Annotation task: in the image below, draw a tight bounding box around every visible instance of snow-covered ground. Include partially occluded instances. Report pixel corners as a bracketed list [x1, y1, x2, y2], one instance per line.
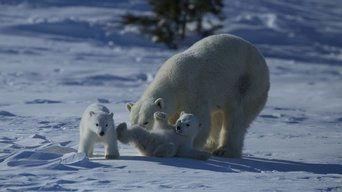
[0, 0, 341, 191]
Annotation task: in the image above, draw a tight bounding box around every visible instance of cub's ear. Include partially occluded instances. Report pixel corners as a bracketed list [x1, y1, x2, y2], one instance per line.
[89, 111, 95, 116]
[154, 111, 167, 120]
[108, 112, 114, 119]
[126, 103, 134, 112]
[154, 98, 164, 110]
[180, 111, 185, 116]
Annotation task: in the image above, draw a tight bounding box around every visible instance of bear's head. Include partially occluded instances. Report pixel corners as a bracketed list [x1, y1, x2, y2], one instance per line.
[126, 98, 164, 130]
[174, 111, 201, 138]
[88, 111, 114, 137]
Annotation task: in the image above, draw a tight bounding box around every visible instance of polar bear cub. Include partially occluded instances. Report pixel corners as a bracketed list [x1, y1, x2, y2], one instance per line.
[116, 111, 210, 160]
[78, 103, 119, 159]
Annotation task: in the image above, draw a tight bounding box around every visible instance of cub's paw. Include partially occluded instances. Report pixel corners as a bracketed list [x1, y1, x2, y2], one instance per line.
[212, 147, 241, 158]
[116, 123, 129, 144]
[153, 111, 167, 120]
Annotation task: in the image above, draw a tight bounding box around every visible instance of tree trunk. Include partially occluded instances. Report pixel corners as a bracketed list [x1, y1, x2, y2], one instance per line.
[196, 14, 203, 35]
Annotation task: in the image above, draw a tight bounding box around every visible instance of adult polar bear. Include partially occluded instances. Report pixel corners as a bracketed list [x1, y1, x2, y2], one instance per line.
[127, 34, 269, 158]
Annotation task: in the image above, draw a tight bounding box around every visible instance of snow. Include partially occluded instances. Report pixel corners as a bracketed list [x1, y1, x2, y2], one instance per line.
[0, 0, 341, 191]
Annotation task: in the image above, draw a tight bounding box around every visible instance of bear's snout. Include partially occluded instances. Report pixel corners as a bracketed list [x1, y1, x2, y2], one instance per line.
[99, 131, 105, 136]
[176, 126, 181, 131]
[175, 126, 183, 135]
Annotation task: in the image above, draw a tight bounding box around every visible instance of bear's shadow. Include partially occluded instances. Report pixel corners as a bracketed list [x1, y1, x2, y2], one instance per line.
[119, 156, 342, 174]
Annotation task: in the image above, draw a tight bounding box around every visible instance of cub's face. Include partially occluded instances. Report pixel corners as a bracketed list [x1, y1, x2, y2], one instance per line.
[175, 112, 200, 137]
[127, 98, 164, 130]
[88, 112, 114, 137]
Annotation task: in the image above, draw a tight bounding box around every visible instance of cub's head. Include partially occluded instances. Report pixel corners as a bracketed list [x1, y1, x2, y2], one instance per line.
[175, 111, 201, 137]
[88, 111, 114, 137]
[126, 98, 165, 130]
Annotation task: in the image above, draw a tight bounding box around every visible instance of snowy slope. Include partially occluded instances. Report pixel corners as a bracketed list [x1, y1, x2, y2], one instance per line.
[0, 0, 341, 191]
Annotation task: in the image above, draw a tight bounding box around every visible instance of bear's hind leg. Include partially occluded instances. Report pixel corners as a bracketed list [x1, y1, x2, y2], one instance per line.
[204, 112, 223, 152]
[153, 142, 176, 157]
[213, 107, 247, 158]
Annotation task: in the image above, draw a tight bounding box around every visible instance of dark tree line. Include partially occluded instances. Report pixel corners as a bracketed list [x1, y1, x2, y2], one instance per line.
[122, 0, 224, 49]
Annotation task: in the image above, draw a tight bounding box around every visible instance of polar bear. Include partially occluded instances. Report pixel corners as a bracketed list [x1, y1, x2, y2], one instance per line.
[78, 103, 119, 159]
[126, 34, 270, 158]
[117, 111, 210, 160]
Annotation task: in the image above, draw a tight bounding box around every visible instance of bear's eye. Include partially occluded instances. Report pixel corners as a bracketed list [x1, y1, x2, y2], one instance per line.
[186, 124, 190, 127]
[143, 121, 149, 125]
[105, 124, 108, 127]
[96, 123, 99, 127]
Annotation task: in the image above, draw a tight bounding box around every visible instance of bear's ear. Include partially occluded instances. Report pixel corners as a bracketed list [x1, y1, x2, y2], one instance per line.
[89, 111, 95, 116]
[154, 98, 164, 110]
[199, 123, 202, 127]
[126, 103, 134, 112]
[108, 112, 114, 119]
[180, 111, 185, 116]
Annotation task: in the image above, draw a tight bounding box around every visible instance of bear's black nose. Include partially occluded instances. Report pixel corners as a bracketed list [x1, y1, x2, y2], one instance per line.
[99, 131, 105, 136]
[176, 126, 181, 131]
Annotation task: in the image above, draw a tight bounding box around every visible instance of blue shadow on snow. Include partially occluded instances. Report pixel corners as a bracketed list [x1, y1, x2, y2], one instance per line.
[119, 155, 342, 174]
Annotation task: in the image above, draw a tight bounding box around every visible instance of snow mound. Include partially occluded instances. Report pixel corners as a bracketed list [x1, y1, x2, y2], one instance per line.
[223, 0, 342, 65]
[60, 73, 148, 86]
[1, 146, 107, 170]
[5, 17, 159, 48]
[11, 18, 107, 41]
[3, 150, 61, 168]
[97, 98, 110, 103]
[59, 152, 107, 169]
[37, 145, 77, 154]
[25, 184, 73, 192]
[14, 134, 51, 149]
[25, 99, 62, 104]
[0, 111, 16, 117]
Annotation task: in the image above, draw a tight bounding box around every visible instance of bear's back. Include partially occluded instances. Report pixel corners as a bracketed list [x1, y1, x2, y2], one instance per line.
[153, 34, 267, 100]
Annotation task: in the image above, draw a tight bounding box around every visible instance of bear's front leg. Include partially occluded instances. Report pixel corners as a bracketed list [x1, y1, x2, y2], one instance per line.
[104, 142, 120, 159]
[78, 138, 94, 157]
[104, 128, 120, 159]
[177, 147, 211, 160]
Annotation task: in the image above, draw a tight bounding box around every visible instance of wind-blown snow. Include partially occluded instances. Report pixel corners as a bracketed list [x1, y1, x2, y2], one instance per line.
[0, 0, 341, 191]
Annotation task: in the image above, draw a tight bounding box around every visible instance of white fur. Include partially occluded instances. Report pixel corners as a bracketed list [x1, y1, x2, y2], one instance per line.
[127, 34, 270, 158]
[117, 112, 210, 160]
[78, 103, 119, 159]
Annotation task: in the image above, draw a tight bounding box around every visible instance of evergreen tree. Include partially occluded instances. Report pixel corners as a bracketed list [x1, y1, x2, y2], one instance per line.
[122, 0, 224, 49]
